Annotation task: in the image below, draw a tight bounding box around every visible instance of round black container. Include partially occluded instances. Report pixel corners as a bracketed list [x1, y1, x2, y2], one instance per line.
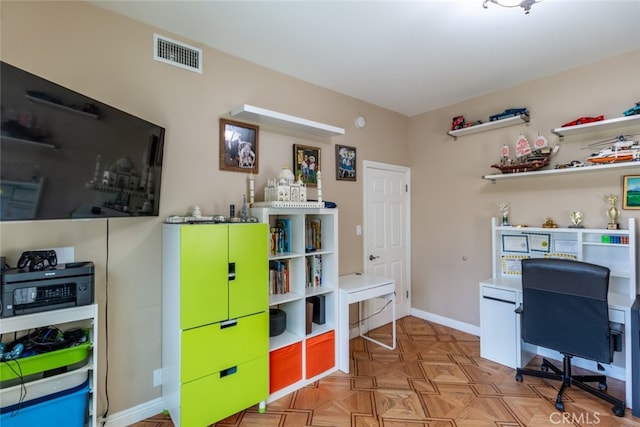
[269, 308, 286, 337]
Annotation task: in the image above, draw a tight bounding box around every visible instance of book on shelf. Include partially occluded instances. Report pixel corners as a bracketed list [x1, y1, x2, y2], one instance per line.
[269, 260, 290, 294]
[305, 254, 322, 288]
[305, 218, 321, 252]
[275, 217, 291, 253]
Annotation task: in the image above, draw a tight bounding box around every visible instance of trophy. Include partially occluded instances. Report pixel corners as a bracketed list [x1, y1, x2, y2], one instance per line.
[569, 211, 584, 228]
[499, 202, 510, 226]
[605, 194, 620, 230]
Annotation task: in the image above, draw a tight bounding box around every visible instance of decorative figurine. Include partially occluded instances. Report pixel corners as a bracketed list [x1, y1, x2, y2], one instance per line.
[241, 194, 248, 222]
[499, 202, 510, 226]
[247, 173, 255, 204]
[569, 211, 584, 228]
[542, 217, 558, 228]
[605, 194, 620, 230]
[316, 171, 323, 203]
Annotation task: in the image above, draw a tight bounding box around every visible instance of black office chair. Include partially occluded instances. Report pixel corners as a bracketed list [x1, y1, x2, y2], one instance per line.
[515, 258, 625, 417]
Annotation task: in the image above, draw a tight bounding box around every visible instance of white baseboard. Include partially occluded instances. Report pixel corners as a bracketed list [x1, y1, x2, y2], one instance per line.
[410, 307, 480, 336]
[101, 397, 165, 427]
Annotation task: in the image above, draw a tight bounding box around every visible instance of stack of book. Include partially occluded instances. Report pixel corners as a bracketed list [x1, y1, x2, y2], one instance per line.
[269, 260, 290, 294]
[305, 255, 322, 288]
[270, 217, 291, 255]
[305, 218, 321, 252]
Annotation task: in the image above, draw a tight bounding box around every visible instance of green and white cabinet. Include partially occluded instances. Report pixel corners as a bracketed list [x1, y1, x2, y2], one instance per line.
[162, 223, 269, 426]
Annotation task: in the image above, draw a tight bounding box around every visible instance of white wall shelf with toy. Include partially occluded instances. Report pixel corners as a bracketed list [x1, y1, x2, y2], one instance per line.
[483, 112, 640, 182]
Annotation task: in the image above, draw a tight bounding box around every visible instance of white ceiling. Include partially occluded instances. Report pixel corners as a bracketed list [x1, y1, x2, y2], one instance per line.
[89, 0, 640, 117]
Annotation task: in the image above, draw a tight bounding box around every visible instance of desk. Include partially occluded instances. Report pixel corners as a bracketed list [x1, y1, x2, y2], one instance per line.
[338, 273, 395, 373]
[480, 277, 634, 408]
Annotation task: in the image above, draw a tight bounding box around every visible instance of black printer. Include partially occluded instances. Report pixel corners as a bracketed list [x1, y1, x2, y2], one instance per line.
[1, 262, 94, 318]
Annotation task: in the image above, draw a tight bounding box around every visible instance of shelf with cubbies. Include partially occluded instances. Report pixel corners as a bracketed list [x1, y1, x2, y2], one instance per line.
[491, 217, 637, 302]
[250, 206, 339, 402]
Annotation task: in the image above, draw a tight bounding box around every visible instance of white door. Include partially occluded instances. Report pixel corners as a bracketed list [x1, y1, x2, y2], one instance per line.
[362, 161, 411, 331]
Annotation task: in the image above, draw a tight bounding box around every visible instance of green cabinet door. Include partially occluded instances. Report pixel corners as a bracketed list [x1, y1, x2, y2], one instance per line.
[180, 225, 229, 330]
[228, 223, 268, 319]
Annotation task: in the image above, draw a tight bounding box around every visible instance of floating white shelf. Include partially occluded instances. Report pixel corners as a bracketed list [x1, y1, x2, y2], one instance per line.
[447, 114, 530, 140]
[230, 104, 345, 137]
[551, 115, 640, 139]
[483, 161, 640, 182]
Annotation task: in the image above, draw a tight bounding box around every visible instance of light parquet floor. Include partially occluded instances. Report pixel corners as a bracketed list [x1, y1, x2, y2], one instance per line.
[132, 316, 640, 426]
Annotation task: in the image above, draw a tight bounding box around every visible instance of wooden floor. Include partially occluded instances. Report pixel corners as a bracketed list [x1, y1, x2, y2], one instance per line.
[132, 316, 640, 426]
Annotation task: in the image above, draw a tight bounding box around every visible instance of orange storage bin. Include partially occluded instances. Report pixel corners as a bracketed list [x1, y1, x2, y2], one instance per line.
[269, 342, 302, 393]
[305, 330, 335, 378]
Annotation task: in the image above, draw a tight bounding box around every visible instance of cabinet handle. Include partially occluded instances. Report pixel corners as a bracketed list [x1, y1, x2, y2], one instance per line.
[220, 319, 238, 329]
[220, 366, 237, 378]
[228, 262, 236, 280]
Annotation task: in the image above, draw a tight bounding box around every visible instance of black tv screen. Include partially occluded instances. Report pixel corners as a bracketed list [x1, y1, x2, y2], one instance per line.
[0, 61, 165, 221]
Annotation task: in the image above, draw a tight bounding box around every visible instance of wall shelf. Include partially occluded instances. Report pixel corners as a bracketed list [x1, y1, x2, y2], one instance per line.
[483, 161, 640, 182]
[230, 104, 345, 137]
[447, 114, 530, 140]
[551, 114, 640, 139]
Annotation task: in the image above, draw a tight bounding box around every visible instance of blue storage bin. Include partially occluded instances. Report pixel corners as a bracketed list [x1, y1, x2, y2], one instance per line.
[0, 379, 89, 427]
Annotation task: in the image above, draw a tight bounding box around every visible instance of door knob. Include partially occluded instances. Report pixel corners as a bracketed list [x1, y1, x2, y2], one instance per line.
[369, 254, 380, 261]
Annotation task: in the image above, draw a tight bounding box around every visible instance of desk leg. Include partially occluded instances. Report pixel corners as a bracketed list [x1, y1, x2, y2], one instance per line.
[338, 292, 350, 374]
[358, 293, 396, 351]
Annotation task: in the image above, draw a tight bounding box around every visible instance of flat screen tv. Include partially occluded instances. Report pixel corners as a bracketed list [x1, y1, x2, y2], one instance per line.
[0, 61, 165, 221]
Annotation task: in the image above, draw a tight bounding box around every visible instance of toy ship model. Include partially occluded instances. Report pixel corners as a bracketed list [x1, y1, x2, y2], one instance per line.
[585, 135, 640, 164]
[491, 134, 557, 174]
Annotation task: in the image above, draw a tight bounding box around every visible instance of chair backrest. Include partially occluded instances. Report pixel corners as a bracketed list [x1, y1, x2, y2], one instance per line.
[521, 258, 612, 363]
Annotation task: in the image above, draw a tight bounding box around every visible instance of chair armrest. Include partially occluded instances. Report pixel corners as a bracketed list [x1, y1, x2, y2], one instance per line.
[610, 321, 623, 352]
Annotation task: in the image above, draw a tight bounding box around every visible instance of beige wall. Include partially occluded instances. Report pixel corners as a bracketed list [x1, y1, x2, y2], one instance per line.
[0, 1, 408, 415]
[410, 49, 640, 325]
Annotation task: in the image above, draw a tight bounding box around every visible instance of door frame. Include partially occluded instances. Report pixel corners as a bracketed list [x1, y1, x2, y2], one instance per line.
[362, 160, 412, 317]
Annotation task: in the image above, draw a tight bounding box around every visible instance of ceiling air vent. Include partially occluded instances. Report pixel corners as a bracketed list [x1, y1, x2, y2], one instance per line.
[153, 34, 202, 73]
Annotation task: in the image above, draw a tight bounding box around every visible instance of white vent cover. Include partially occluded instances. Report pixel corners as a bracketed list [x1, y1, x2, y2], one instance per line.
[153, 34, 202, 73]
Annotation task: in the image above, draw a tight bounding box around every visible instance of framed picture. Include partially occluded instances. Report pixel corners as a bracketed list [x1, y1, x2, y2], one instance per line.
[524, 232, 551, 253]
[293, 144, 320, 186]
[335, 144, 356, 181]
[219, 118, 259, 173]
[501, 234, 529, 253]
[623, 175, 640, 209]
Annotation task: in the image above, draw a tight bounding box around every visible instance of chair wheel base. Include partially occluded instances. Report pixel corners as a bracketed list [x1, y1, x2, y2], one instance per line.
[612, 406, 625, 417]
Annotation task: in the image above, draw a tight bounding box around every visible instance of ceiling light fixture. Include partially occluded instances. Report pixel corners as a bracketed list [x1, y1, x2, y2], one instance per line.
[482, 0, 541, 14]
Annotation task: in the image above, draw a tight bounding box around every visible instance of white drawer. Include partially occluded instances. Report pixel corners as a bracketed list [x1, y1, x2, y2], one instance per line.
[482, 286, 516, 303]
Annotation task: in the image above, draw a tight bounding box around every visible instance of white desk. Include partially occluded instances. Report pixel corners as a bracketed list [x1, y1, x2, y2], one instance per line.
[480, 277, 634, 407]
[338, 273, 396, 373]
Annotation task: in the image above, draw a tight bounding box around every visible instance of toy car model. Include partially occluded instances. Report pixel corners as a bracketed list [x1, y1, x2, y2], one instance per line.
[451, 115, 465, 131]
[623, 102, 640, 116]
[489, 108, 529, 121]
[561, 115, 604, 127]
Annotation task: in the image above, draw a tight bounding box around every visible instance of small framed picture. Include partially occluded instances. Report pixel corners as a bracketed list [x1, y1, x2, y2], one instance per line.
[219, 118, 259, 173]
[622, 175, 640, 209]
[335, 144, 356, 181]
[293, 144, 320, 186]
